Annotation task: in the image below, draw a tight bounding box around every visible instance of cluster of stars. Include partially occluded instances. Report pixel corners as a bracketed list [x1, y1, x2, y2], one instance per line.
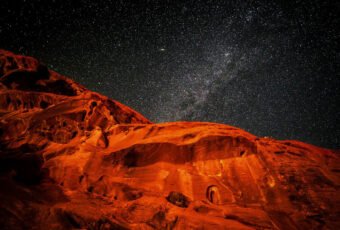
[0, 0, 338, 148]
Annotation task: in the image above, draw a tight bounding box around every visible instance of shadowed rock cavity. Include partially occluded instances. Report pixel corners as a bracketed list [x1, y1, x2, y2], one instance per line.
[207, 185, 221, 204]
[166, 191, 190, 208]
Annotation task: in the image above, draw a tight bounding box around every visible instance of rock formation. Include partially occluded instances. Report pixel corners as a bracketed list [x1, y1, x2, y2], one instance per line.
[0, 50, 339, 229]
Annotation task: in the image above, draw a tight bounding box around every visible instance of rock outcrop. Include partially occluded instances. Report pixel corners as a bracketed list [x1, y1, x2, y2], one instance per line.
[0, 50, 339, 229]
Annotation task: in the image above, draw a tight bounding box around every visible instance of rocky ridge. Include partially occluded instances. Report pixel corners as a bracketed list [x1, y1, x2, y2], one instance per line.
[0, 50, 339, 229]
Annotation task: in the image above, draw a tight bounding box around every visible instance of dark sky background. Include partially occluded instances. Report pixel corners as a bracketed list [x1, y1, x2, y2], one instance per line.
[1, 0, 339, 149]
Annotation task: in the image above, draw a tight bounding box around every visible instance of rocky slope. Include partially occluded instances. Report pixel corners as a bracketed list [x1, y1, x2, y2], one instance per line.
[0, 50, 339, 229]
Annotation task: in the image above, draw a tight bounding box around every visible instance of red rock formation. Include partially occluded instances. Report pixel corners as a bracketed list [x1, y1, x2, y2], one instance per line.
[0, 50, 339, 229]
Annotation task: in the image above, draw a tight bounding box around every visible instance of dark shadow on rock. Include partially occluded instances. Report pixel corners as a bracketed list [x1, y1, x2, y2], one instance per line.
[166, 191, 190, 208]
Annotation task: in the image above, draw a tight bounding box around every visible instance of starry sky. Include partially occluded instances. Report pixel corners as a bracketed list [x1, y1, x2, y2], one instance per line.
[1, 0, 339, 149]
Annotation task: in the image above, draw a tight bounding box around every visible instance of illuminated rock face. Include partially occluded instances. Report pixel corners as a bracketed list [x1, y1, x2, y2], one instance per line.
[0, 50, 339, 229]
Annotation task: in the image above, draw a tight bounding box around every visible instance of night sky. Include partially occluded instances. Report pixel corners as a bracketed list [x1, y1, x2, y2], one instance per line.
[1, 0, 339, 149]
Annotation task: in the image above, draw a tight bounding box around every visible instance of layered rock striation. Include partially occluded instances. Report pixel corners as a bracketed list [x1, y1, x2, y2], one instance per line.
[0, 50, 339, 229]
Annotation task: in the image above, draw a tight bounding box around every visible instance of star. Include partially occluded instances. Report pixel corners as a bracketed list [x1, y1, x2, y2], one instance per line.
[1, 0, 338, 148]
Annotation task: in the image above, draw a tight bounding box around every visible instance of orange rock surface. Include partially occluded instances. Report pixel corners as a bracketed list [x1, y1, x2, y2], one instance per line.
[0, 50, 339, 229]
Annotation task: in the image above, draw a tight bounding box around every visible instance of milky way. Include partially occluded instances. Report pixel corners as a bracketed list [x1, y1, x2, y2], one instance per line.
[1, 0, 339, 148]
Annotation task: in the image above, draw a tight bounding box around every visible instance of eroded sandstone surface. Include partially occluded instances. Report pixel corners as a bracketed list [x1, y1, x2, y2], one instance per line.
[0, 50, 339, 229]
